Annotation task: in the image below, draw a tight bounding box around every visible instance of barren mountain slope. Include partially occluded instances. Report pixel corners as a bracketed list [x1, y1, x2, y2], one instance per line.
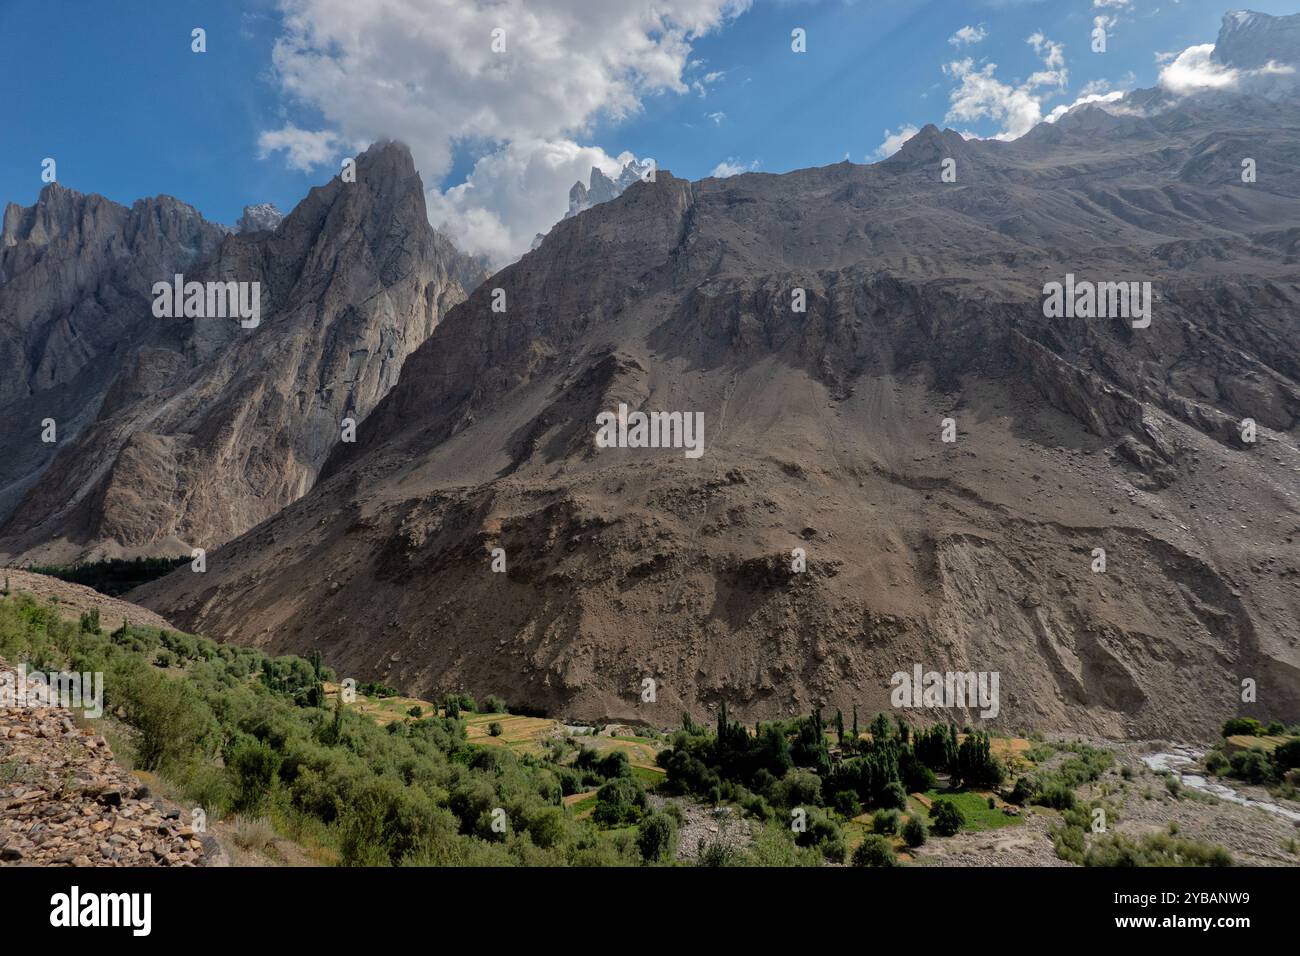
[138, 52, 1300, 738]
[0, 142, 487, 563]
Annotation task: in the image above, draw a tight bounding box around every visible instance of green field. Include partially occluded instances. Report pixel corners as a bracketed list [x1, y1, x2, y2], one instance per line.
[913, 790, 1023, 832]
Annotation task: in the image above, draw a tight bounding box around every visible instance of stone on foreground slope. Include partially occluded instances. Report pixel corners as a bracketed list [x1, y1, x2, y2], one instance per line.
[0, 657, 209, 867]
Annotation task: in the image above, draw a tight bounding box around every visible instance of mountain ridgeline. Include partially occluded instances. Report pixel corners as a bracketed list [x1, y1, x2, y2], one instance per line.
[134, 14, 1300, 739]
[0, 142, 488, 564]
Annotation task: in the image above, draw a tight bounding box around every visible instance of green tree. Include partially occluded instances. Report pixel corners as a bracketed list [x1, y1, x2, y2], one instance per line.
[227, 737, 283, 811]
[902, 815, 928, 847]
[593, 777, 647, 826]
[1222, 717, 1262, 737]
[120, 669, 214, 771]
[637, 812, 678, 863]
[931, 798, 965, 836]
[851, 834, 897, 867]
[873, 809, 900, 835]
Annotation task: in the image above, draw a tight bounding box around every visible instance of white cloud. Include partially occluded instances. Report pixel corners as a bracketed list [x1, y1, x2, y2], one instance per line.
[263, 0, 751, 264]
[710, 158, 758, 177]
[1025, 32, 1067, 89]
[1093, 0, 1130, 7]
[427, 139, 638, 266]
[948, 25, 987, 47]
[256, 125, 341, 171]
[1043, 89, 1126, 123]
[693, 69, 728, 95]
[1157, 43, 1241, 94]
[705, 111, 727, 124]
[872, 124, 919, 159]
[943, 33, 1068, 141]
[1156, 42, 1296, 96]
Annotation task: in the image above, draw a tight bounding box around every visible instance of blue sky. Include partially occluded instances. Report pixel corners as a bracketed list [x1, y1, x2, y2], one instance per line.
[2, 0, 1294, 261]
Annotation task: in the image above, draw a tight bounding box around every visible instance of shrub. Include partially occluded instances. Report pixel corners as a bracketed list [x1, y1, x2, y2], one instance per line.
[776, 771, 822, 809]
[593, 777, 647, 827]
[1228, 750, 1270, 784]
[481, 695, 508, 714]
[931, 798, 965, 836]
[902, 815, 928, 847]
[1032, 781, 1076, 811]
[872, 808, 900, 835]
[227, 737, 282, 812]
[636, 812, 678, 863]
[851, 834, 897, 867]
[120, 668, 216, 772]
[407, 705, 423, 718]
[880, 780, 908, 811]
[1271, 739, 1300, 773]
[795, 807, 846, 863]
[1082, 832, 1232, 867]
[488, 721, 503, 737]
[596, 750, 632, 780]
[831, 790, 862, 819]
[1222, 717, 1262, 738]
[228, 815, 277, 852]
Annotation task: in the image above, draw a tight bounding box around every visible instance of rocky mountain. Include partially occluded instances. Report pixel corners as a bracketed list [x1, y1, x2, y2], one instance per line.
[138, 14, 1300, 738]
[235, 203, 284, 234]
[1213, 8, 1300, 69]
[0, 142, 488, 563]
[531, 158, 654, 250]
[565, 159, 654, 220]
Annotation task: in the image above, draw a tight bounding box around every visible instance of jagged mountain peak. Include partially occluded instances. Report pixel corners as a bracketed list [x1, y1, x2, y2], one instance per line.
[0, 138, 488, 564]
[1213, 9, 1300, 68]
[885, 124, 975, 164]
[236, 203, 284, 234]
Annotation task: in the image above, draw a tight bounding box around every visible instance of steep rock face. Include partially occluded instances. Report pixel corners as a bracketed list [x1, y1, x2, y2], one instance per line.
[138, 38, 1300, 738]
[0, 187, 226, 522]
[0, 142, 488, 562]
[1213, 9, 1300, 69]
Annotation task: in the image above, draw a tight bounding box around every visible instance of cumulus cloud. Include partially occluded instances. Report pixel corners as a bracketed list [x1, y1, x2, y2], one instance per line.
[1025, 32, 1067, 88]
[1157, 42, 1295, 97]
[427, 139, 640, 266]
[257, 125, 341, 171]
[1157, 43, 1243, 94]
[948, 25, 987, 47]
[943, 40, 1059, 139]
[710, 158, 758, 177]
[872, 124, 920, 159]
[943, 32, 1069, 141]
[263, 0, 750, 264]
